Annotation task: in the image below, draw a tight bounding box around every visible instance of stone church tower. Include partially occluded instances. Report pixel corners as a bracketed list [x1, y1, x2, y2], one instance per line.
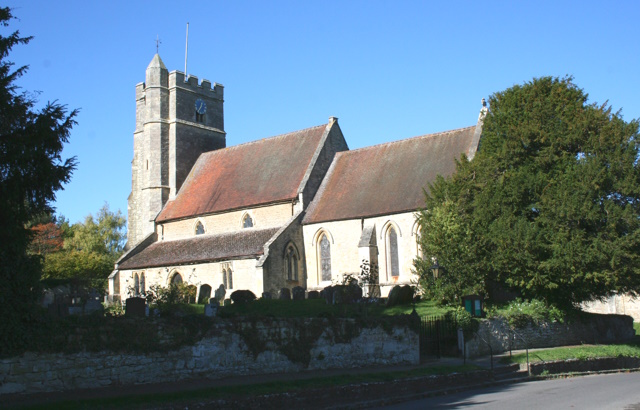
[127, 54, 226, 248]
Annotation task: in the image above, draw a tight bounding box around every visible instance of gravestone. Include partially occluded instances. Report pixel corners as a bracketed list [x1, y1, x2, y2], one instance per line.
[292, 286, 305, 301]
[48, 301, 69, 318]
[307, 290, 320, 299]
[41, 289, 54, 308]
[262, 291, 273, 300]
[321, 286, 335, 304]
[84, 289, 104, 315]
[125, 297, 146, 317]
[279, 287, 291, 300]
[204, 303, 217, 317]
[214, 285, 226, 306]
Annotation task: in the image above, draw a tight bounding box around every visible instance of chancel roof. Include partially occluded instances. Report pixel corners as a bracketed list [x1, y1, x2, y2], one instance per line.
[302, 126, 478, 224]
[118, 228, 280, 270]
[157, 124, 328, 222]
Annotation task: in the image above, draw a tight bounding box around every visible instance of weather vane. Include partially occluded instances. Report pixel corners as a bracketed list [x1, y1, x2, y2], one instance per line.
[155, 35, 162, 53]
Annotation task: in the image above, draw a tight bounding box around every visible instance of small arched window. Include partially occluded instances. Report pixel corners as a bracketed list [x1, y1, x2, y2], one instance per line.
[171, 272, 183, 285]
[319, 233, 331, 282]
[387, 226, 400, 278]
[222, 263, 233, 290]
[285, 244, 299, 281]
[134, 273, 140, 295]
[140, 272, 146, 294]
[243, 214, 254, 228]
[195, 221, 205, 235]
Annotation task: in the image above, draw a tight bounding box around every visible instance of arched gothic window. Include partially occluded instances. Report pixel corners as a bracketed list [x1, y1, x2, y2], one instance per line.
[243, 214, 254, 228]
[285, 244, 299, 281]
[222, 263, 233, 290]
[387, 226, 400, 278]
[195, 221, 205, 235]
[134, 273, 140, 295]
[319, 234, 331, 282]
[415, 226, 423, 259]
[171, 272, 183, 285]
[140, 272, 146, 294]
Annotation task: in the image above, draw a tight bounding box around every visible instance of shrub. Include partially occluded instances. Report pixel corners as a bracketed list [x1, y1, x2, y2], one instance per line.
[386, 285, 414, 307]
[230, 290, 257, 304]
[490, 298, 564, 328]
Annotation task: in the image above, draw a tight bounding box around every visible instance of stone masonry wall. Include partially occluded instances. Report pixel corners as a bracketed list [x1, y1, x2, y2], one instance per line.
[0, 319, 418, 396]
[464, 314, 634, 358]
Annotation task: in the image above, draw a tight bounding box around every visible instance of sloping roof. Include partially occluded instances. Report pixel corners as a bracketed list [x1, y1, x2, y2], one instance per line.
[117, 228, 280, 270]
[303, 126, 477, 224]
[157, 124, 328, 222]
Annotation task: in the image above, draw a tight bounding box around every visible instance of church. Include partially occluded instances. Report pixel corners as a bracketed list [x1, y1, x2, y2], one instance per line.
[107, 54, 485, 302]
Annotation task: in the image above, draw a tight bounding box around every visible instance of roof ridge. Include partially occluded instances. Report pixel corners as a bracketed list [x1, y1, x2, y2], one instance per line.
[204, 123, 326, 156]
[341, 125, 476, 155]
[158, 227, 280, 244]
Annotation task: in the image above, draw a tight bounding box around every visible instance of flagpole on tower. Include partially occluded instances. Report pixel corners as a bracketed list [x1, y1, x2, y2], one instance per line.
[184, 23, 189, 79]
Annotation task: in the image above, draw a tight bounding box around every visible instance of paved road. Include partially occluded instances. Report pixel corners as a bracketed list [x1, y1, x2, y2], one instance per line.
[379, 372, 640, 410]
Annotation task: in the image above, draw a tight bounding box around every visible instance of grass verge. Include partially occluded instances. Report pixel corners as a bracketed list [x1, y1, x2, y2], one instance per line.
[19, 364, 480, 410]
[500, 342, 640, 365]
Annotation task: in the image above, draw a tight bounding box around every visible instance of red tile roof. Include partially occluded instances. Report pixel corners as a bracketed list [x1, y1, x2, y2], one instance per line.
[117, 228, 280, 270]
[157, 124, 328, 222]
[302, 126, 477, 224]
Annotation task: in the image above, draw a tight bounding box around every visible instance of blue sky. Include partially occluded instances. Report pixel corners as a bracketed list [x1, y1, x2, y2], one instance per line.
[4, 1, 640, 224]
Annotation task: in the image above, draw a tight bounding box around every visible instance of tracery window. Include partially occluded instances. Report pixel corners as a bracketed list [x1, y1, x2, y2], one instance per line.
[285, 244, 299, 281]
[222, 263, 233, 290]
[243, 214, 254, 228]
[319, 233, 331, 282]
[387, 226, 400, 278]
[195, 221, 205, 235]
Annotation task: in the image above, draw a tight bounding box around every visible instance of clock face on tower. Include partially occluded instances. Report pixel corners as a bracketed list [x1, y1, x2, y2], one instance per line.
[195, 99, 207, 115]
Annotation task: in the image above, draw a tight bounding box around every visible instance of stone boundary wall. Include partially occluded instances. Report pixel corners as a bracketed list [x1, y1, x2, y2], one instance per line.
[0, 319, 418, 396]
[464, 314, 634, 358]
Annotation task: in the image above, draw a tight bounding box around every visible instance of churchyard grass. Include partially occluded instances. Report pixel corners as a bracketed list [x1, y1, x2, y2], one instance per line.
[216, 298, 452, 318]
[500, 342, 640, 365]
[18, 364, 481, 410]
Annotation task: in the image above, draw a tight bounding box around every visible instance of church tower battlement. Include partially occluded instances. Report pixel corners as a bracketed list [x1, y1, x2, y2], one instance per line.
[127, 54, 226, 249]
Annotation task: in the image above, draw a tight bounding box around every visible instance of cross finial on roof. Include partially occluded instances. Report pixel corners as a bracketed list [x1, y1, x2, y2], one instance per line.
[155, 35, 162, 53]
[481, 98, 486, 107]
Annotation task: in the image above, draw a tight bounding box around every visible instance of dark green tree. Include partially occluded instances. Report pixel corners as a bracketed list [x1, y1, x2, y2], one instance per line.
[0, 7, 77, 347]
[416, 77, 640, 308]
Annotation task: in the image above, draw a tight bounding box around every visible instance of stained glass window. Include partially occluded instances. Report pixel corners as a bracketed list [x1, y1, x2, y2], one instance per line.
[320, 234, 331, 282]
[195, 221, 205, 235]
[140, 272, 145, 294]
[388, 227, 399, 277]
[171, 272, 183, 285]
[243, 214, 253, 228]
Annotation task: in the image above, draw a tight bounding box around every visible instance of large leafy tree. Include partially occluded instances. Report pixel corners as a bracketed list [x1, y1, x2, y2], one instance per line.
[416, 77, 640, 308]
[0, 7, 77, 346]
[43, 204, 126, 280]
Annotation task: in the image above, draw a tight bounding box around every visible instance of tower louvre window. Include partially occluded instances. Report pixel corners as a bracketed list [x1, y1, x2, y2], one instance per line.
[196, 111, 205, 123]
